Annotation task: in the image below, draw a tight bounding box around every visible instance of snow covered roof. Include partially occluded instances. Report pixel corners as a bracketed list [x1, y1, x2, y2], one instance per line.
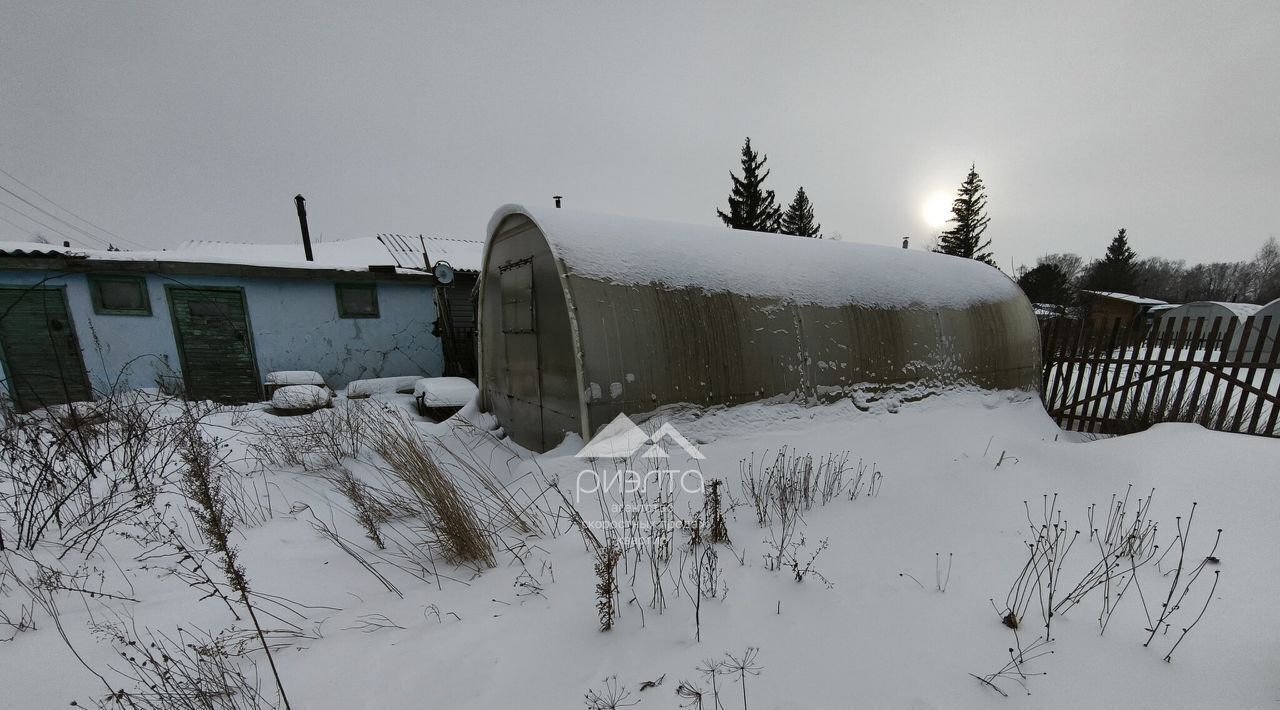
[0, 241, 85, 258]
[1162, 301, 1262, 320]
[0, 234, 483, 277]
[487, 204, 1023, 309]
[172, 235, 484, 272]
[1191, 301, 1259, 318]
[1079, 290, 1168, 306]
[1213, 302, 1261, 319]
[1032, 303, 1074, 317]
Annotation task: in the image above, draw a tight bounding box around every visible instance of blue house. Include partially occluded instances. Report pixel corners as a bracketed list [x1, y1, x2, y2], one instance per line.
[0, 235, 481, 411]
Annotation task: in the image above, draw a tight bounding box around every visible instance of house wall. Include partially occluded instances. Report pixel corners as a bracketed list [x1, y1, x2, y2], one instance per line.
[0, 269, 442, 400]
[1084, 296, 1139, 330]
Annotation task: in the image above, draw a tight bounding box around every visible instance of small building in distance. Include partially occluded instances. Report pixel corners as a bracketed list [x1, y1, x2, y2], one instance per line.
[1245, 298, 1280, 358]
[1079, 290, 1168, 330]
[0, 234, 482, 412]
[477, 204, 1042, 452]
[1156, 300, 1262, 351]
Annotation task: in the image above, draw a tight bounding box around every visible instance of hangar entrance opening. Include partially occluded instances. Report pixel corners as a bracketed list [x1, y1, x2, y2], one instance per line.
[481, 215, 581, 452]
[498, 258, 542, 440]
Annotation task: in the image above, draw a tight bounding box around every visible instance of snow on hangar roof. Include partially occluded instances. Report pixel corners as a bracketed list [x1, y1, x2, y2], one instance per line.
[487, 204, 1024, 310]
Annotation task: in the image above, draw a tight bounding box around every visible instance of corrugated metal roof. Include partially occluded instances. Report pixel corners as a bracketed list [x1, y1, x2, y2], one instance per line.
[0, 241, 86, 258]
[0, 234, 483, 277]
[171, 235, 484, 272]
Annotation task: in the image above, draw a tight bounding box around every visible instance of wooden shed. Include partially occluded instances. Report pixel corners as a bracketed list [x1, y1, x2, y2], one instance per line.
[478, 205, 1042, 452]
[1079, 290, 1168, 330]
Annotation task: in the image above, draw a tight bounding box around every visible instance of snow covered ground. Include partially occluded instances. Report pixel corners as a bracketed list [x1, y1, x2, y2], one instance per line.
[1, 389, 1277, 709]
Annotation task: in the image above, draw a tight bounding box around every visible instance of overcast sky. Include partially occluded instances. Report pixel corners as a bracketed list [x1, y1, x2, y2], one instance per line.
[2, 1, 1277, 270]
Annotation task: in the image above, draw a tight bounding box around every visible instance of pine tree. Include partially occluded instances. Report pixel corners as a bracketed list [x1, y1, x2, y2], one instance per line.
[717, 137, 782, 233]
[935, 164, 994, 265]
[781, 186, 821, 238]
[1086, 228, 1139, 293]
[1017, 262, 1074, 306]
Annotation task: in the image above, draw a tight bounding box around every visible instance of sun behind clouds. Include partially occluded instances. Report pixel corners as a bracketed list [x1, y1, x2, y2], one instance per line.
[923, 191, 953, 229]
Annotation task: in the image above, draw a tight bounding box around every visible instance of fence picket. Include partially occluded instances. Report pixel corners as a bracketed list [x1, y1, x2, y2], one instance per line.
[1064, 320, 1098, 431]
[1199, 318, 1238, 429]
[1139, 318, 1178, 424]
[1105, 320, 1146, 433]
[1226, 316, 1267, 432]
[1050, 320, 1084, 420]
[1084, 318, 1124, 432]
[1249, 319, 1280, 434]
[1166, 316, 1205, 418]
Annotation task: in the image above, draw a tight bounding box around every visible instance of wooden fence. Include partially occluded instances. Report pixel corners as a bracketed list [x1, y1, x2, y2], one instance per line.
[1040, 314, 1280, 437]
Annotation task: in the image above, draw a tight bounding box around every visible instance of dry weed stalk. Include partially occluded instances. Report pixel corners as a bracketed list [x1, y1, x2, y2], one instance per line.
[177, 426, 291, 710]
[364, 410, 495, 567]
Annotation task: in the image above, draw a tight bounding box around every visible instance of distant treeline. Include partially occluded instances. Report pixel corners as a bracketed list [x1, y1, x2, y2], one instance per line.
[1018, 230, 1280, 306]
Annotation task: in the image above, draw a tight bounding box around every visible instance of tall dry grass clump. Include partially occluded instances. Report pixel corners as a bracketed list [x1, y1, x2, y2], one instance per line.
[364, 412, 496, 568]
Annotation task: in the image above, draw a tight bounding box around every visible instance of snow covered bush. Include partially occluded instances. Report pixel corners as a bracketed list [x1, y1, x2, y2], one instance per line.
[88, 624, 278, 710]
[0, 392, 189, 552]
[980, 489, 1226, 696]
[739, 447, 868, 529]
[245, 400, 368, 471]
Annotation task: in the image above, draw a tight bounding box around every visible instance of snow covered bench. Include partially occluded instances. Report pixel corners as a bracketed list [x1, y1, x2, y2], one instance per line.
[264, 370, 327, 398]
[270, 384, 333, 414]
[412, 377, 477, 421]
[344, 375, 423, 399]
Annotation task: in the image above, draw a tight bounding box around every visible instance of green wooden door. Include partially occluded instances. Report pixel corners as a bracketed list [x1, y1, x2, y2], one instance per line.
[0, 287, 92, 412]
[167, 287, 261, 403]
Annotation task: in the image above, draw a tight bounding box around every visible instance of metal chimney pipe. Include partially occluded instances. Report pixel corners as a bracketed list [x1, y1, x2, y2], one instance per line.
[553, 195, 562, 208]
[294, 194, 315, 261]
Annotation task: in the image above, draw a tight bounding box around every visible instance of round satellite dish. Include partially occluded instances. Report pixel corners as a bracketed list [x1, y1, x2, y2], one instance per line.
[433, 260, 455, 285]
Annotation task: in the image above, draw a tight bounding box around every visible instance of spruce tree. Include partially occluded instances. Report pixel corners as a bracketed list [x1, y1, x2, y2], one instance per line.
[1087, 228, 1139, 293]
[1017, 262, 1074, 306]
[717, 137, 782, 233]
[935, 164, 994, 265]
[781, 186, 821, 238]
